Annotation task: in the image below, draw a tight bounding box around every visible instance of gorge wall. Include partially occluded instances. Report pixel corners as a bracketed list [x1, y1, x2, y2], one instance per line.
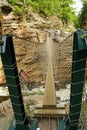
[0, 1, 74, 88]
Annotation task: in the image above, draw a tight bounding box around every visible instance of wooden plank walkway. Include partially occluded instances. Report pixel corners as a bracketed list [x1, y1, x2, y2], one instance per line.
[43, 34, 56, 107]
[37, 117, 58, 130]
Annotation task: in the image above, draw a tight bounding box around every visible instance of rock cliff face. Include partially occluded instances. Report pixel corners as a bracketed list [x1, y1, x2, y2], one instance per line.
[0, 12, 48, 86]
[0, 3, 73, 87]
[0, 0, 12, 15]
[0, 58, 6, 85]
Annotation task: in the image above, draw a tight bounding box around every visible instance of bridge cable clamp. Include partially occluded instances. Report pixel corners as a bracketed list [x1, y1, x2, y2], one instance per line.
[81, 33, 87, 45]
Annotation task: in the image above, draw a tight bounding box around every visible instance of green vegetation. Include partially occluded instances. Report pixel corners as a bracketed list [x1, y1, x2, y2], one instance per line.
[7, 0, 87, 29]
[7, 0, 76, 24]
[78, 0, 87, 28]
[14, 5, 24, 15]
[74, 0, 87, 28]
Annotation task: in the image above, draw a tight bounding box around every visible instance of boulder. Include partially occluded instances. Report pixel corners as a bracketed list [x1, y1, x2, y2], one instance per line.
[0, 0, 12, 15]
[0, 58, 6, 85]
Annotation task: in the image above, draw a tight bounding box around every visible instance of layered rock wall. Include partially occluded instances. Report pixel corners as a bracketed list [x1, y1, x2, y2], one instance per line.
[0, 12, 47, 86]
[0, 2, 73, 87]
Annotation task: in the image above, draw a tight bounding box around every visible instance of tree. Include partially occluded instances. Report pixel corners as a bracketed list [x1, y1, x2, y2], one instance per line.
[79, 0, 87, 27]
[7, 0, 76, 23]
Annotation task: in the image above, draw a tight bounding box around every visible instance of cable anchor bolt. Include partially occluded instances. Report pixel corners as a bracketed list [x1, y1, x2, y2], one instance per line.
[81, 34, 87, 45]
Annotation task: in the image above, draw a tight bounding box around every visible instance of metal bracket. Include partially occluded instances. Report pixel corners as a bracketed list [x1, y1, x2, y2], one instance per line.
[0, 35, 7, 53]
[75, 30, 87, 49]
[85, 38, 87, 45]
[81, 34, 87, 45]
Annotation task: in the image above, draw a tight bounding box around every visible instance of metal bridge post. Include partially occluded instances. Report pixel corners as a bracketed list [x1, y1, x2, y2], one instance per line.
[0, 34, 35, 130]
[65, 30, 87, 130]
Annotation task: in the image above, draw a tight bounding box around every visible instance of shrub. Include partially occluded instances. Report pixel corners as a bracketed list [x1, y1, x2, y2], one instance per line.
[14, 5, 24, 15]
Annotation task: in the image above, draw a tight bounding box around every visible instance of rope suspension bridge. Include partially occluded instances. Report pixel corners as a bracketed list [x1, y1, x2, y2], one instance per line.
[0, 29, 87, 130]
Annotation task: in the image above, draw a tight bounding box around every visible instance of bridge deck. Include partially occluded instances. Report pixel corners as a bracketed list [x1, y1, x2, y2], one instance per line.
[37, 116, 65, 130]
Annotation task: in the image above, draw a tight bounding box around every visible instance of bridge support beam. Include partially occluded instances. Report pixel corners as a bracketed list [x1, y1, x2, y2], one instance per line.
[0, 34, 31, 130]
[66, 30, 87, 130]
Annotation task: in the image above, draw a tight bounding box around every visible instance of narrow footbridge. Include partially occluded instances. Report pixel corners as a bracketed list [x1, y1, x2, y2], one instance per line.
[0, 30, 87, 130]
